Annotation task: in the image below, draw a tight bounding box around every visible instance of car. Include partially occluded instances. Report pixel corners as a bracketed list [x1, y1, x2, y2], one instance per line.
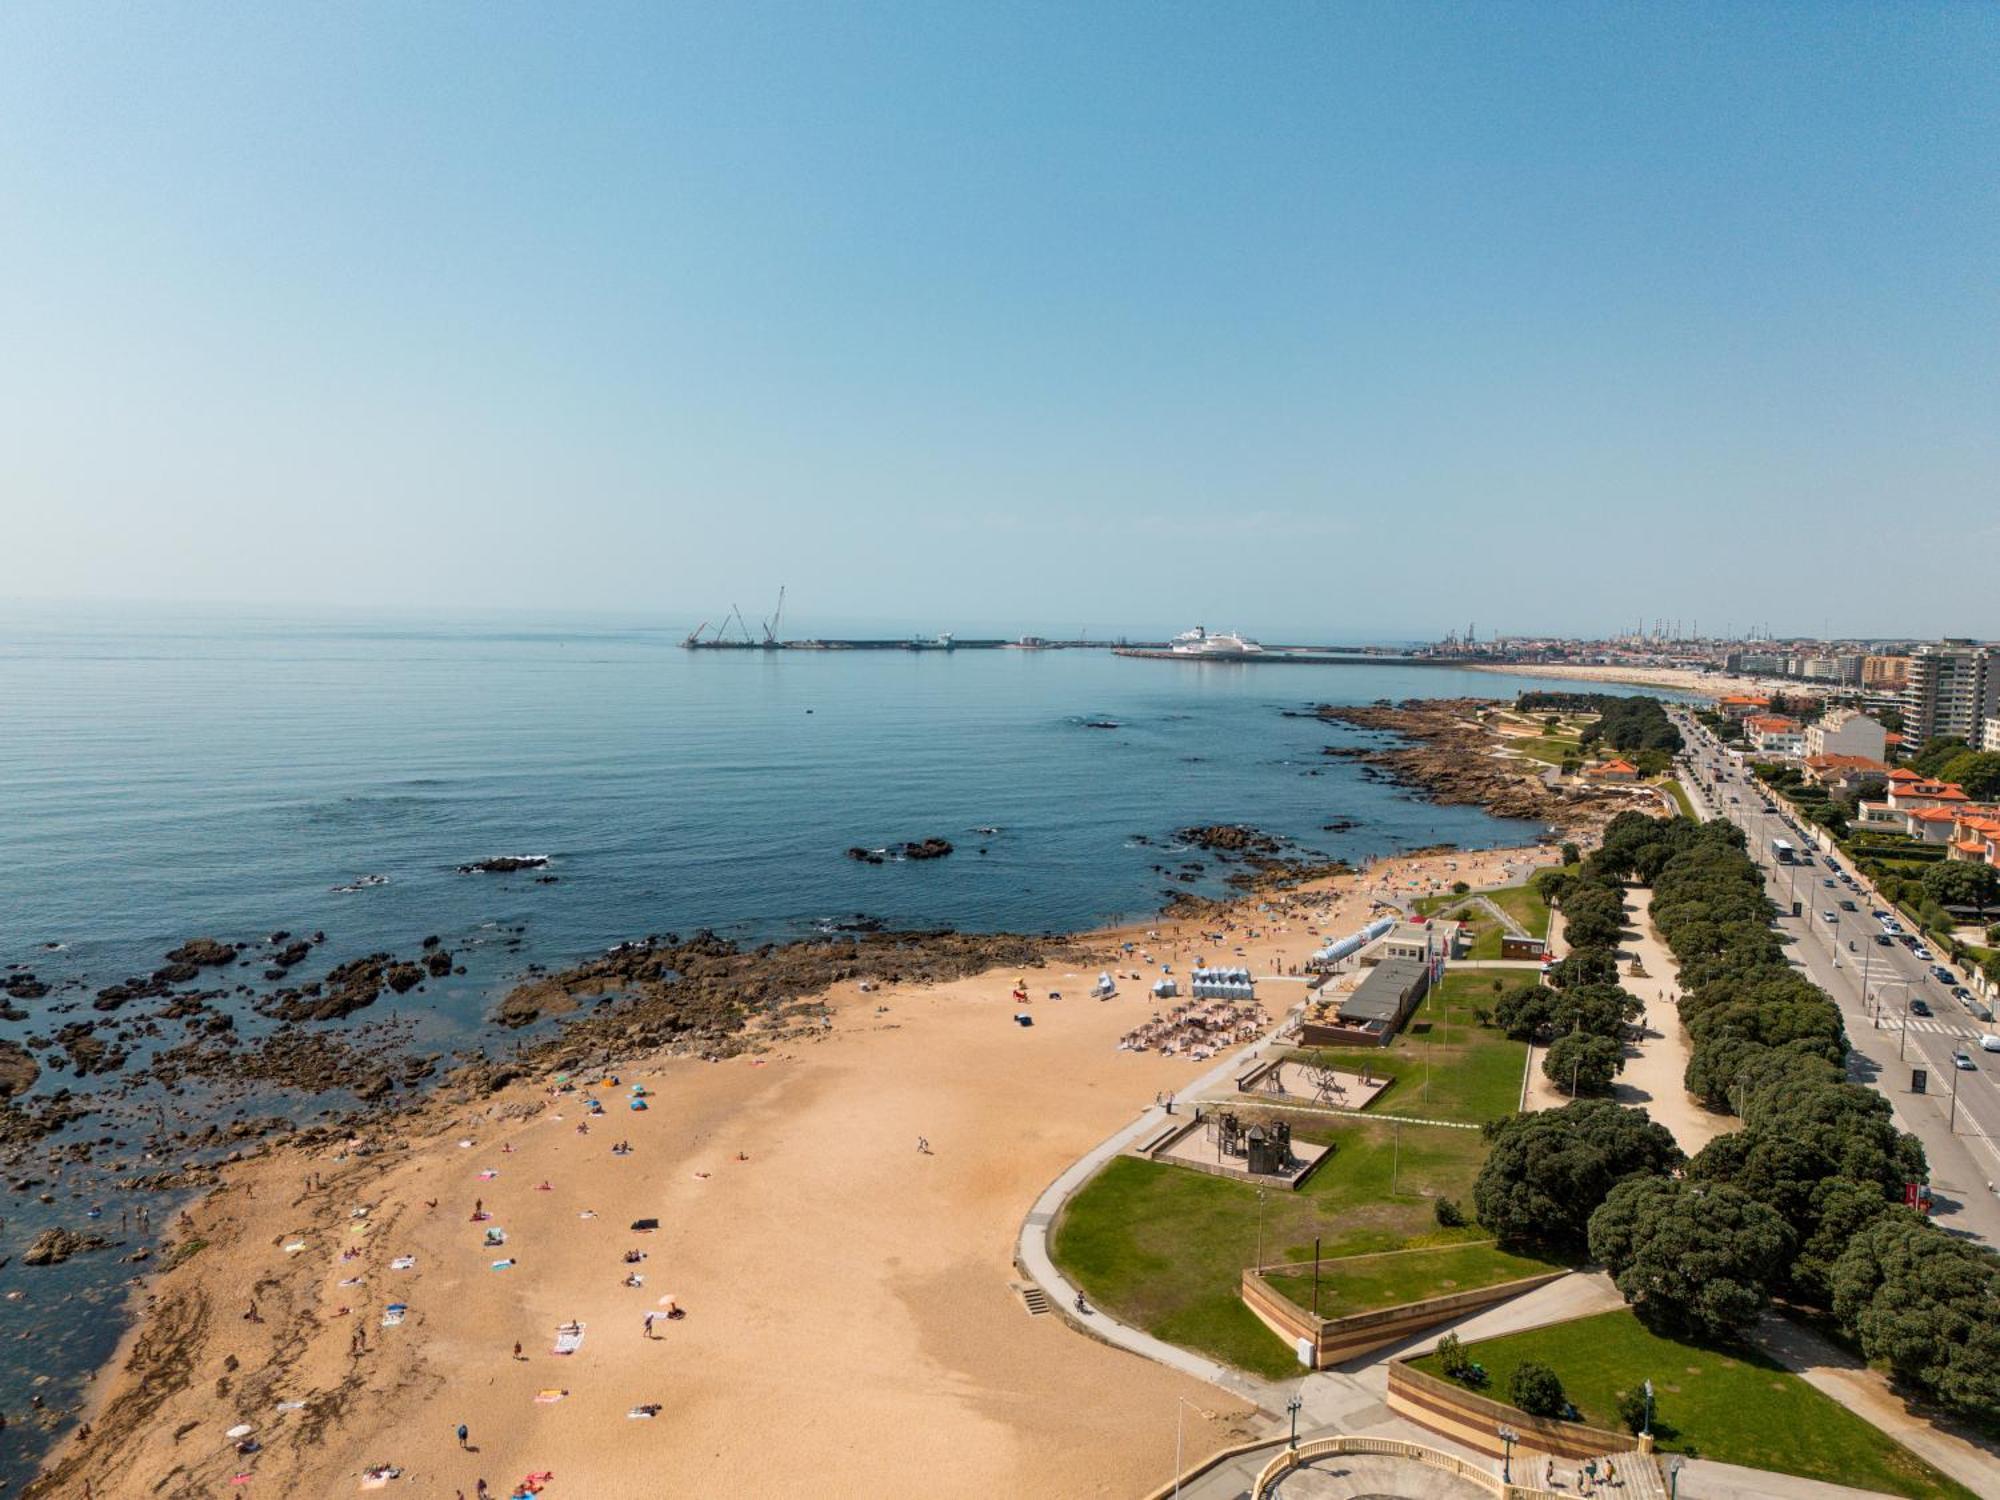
[1914, 946, 1936, 962]
[1932, 965, 1955, 983]
[1980, 1035, 2000, 1053]
[1910, 999, 1933, 1017]
[1953, 987, 1975, 1004]
[1953, 1051, 1977, 1071]
[1871, 909, 1891, 920]
[1821, 910, 1838, 923]
[1839, 900, 1857, 912]
[1874, 934, 1894, 947]
[1823, 878, 1837, 888]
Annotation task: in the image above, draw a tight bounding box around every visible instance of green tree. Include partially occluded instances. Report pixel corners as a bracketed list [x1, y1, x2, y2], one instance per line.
[1922, 859, 1999, 912]
[1790, 1177, 1896, 1307]
[1472, 1099, 1683, 1254]
[1910, 737, 1969, 779]
[1559, 841, 1582, 866]
[1508, 1361, 1568, 1419]
[1936, 750, 2000, 799]
[1831, 1215, 2000, 1417]
[1544, 1031, 1624, 1096]
[1587, 1177, 1793, 1339]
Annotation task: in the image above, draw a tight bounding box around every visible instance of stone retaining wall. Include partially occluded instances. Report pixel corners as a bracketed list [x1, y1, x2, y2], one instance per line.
[1386, 1360, 1640, 1462]
[1241, 1265, 1568, 1369]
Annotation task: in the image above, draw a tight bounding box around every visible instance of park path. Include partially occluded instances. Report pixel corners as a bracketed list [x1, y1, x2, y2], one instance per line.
[1521, 889, 1726, 1157]
[1748, 1313, 2000, 1497]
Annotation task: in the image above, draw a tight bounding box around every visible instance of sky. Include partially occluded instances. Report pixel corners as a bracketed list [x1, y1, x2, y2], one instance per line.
[1, 3, 1995, 642]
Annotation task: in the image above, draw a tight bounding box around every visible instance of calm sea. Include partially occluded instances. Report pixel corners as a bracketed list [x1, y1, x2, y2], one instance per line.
[0, 604, 1655, 1480]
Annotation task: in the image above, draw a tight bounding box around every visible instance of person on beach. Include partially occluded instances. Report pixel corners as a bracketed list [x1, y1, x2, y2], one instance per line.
[513, 1341, 524, 1361]
[456, 1422, 469, 1449]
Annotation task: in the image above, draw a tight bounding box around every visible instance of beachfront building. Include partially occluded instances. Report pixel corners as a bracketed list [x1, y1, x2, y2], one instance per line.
[1803, 708, 1887, 762]
[1381, 921, 1460, 964]
[1582, 758, 1640, 783]
[1299, 957, 1432, 1048]
[1983, 715, 2000, 753]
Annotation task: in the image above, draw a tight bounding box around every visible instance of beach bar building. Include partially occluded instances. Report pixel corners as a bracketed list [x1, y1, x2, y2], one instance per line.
[1299, 957, 1432, 1048]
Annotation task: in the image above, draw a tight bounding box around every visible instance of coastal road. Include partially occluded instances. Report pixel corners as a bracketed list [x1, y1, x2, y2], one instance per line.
[1672, 714, 2000, 1246]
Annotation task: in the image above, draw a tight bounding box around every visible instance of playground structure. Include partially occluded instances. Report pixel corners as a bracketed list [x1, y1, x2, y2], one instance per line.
[1142, 1102, 1330, 1188]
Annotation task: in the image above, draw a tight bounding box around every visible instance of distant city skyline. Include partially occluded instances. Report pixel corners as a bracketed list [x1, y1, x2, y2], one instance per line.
[2, 4, 1996, 638]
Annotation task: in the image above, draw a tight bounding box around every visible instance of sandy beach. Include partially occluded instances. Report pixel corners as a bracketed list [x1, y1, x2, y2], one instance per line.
[1463, 662, 1815, 700]
[35, 846, 1547, 1500]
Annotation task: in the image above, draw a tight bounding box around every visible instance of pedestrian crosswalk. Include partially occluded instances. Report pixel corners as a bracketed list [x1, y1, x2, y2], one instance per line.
[1884, 1015, 1976, 1039]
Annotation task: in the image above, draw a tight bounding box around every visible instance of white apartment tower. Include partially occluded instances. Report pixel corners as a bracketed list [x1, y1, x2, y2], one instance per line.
[1903, 642, 1999, 746]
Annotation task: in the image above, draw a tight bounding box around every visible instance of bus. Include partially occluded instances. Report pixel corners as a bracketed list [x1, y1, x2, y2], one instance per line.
[1771, 838, 1797, 865]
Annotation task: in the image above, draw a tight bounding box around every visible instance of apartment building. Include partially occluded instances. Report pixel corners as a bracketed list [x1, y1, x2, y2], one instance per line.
[1903, 641, 2000, 745]
[1803, 708, 1887, 762]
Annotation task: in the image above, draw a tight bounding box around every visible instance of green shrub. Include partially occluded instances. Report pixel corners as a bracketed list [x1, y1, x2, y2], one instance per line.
[1435, 1196, 1466, 1228]
[1509, 1360, 1567, 1418]
[1616, 1385, 1651, 1435]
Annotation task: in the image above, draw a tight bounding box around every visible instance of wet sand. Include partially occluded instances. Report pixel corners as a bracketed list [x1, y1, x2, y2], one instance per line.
[38, 848, 1548, 1500]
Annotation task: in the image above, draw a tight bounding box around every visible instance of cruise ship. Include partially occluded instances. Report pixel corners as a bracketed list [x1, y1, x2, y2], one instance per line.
[1169, 625, 1264, 657]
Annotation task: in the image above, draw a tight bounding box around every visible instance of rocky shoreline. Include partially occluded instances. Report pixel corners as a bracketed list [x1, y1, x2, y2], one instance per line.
[1314, 697, 1631, 833]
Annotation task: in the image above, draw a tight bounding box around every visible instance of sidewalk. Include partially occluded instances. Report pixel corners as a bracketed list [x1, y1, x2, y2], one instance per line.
[1749, 1313, 2000, 1497]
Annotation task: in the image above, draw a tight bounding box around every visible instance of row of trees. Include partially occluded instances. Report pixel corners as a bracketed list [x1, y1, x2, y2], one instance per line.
[1473, 811, 2000, 1418]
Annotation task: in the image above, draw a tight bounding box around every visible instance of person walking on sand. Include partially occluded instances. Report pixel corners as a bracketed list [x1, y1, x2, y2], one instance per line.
[512, 1341, 523, 1361]
[456, 1422, 469, 1450]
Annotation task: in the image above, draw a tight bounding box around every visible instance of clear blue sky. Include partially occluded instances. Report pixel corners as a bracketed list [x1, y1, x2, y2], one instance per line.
[2, 3, 1994, 640]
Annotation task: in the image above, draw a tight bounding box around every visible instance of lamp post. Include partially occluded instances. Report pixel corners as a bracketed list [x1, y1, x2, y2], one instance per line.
[1497, 1424, 1518, 1484]
[1171, 1396, 1207, 1499]
[1643, 1377, 1654, 1439]
[1666, 1455, 1685, 1499]
[1255, 1187, 1267, 1270]
[1287, 1391, 1303, 1450]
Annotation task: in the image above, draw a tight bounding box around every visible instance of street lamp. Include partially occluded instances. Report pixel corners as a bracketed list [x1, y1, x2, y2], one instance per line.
[1171, 1396, 1209, 1498]
[1642, 1377, 1654, 1439]
[1666, 1455, 1686, 1499]
[1497, 1424, 1519, 1484]
[1287, 1391, 1303, 1450]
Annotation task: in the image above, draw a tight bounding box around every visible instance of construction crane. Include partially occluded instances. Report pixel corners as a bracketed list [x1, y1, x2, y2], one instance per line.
[762, 585, 785, 646]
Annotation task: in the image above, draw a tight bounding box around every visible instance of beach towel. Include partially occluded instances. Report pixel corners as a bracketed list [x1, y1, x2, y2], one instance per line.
[483, 1229, 507, 1246]
[491, 1258, 515, 1271]
[389, 1255, 415, 1270]
[630, 1217, 658, 1232]
[551, 1324, 585, 1355]
[381, 1303, 407, 1328]
[477, 1169, 499, 1180]
[533, 1389, 566, 1404]
[284, 1241, 307, 1255]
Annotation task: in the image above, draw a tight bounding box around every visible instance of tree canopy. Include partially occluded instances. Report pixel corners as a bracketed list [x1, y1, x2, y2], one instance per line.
[1472, 1098, 1683, 1254]
[1587, 1177, 1793, 1339]
[1831, 1214, 2000, 1417]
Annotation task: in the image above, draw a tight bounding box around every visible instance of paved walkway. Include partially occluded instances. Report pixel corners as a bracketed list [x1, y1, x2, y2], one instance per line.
[1748, 1313, 2000, 1497]
[1521, 890, 1725, 1157]
[1015, 1021, 1297, 1412]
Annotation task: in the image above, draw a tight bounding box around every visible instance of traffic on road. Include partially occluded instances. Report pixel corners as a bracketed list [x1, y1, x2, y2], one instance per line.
[1668, 709, 2000, 1245]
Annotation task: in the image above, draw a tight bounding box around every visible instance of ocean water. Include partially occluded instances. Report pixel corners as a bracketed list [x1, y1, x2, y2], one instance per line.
[0, 605, 1652, 1481]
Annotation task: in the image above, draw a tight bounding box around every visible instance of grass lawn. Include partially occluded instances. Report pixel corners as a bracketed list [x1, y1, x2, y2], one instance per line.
[1662, 779, 1697, 819]
[1262, 1240, 1558, 1320]
[1288, 970, 1529, 1125]
[1409, 1309, 1976, 1500]
[1484, 881, 1555, 939]
[1053, 1116, 1496, 1379]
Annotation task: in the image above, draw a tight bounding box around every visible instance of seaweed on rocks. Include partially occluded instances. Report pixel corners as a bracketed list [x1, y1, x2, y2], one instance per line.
[489, 926, 1082, 1061]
